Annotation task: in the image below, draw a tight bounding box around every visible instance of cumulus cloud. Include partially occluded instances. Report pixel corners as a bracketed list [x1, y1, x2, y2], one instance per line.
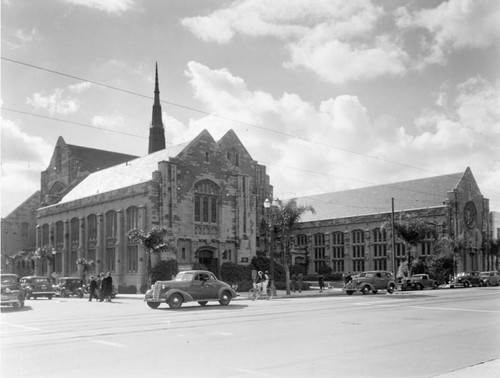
[61, 0, 136, 14]
[1, 118, 53, 216]
[181, 62, 500, 201]
[396, 0, 500, 68]
[182, 0, 410, 84]
[26, 88, 80, 116]
[91, 114, 125, 129]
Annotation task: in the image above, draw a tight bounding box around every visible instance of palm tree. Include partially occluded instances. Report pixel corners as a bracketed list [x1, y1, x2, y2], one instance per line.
[126, 226, 176, 286]
[387, 214, 437, 277]
[34, 245, 55, 276]
[76, 258, 94, 283]
[271, 198, 315, 295]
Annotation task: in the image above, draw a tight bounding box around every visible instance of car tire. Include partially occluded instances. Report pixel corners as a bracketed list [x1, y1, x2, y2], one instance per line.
[387, 284, 395, 294]
[361, 286, 371, 295]
[416, 284, 423, 291]
[48, 295, 53, 300]
[346, 290, 354, 295]
[167, 293, 183, 309]
[198, 301, 208, 306]
[433, 282, 438, 289]
[13, 302, 20, 309]
[464, 281, 470, 288]
[147, 302, 160, 309]
[219, 291, 232, 306]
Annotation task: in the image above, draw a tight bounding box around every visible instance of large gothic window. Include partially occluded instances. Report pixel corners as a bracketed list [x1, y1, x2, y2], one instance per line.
[194, 180, 220, 225]
[372, 228, 387, 271]
[331, 232, 344, 272]
[352, 229, 365, 272]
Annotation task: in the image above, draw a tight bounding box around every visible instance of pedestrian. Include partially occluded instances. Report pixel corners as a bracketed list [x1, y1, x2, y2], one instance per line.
[88, 275, 97, 302]
[102, 271, 113, 302]
[297, 272, 303, 293]
[263, 271, 270, 297]
[97, 272, 105, 301]
[291, 273, 297, 292]
[318, 273, 324, 293]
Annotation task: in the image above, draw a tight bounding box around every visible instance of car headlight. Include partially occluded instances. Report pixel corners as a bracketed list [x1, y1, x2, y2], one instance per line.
[5, 288, 11, 294]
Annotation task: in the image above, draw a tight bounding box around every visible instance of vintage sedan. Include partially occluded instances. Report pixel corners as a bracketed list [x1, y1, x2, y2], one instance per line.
[1, 274, 25, 309]
[21, 276, 56, 300]
[55, 277, 85, 298]
[479, 271, 500, 286]
[145, 270, 238, 309]
[449, 271, 482, 288]
[400, 274, 439, 290]
[344, 270, 396, 295]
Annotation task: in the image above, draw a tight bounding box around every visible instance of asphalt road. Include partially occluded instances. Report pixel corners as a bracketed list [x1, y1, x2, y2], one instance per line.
[1, 287, 499, 378]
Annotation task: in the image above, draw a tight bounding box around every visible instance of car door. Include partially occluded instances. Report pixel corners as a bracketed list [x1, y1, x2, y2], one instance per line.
[190, 273, 204, 300]
[373, 272, 384, 290]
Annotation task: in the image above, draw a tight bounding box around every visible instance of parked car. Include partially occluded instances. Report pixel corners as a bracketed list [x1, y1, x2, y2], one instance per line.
[479, 271, 500, 286]
[55, 277, 85, 298]
[145, 270, 238, 309]
[21, 276, 56, 299]
[399, 274, 439, 291]
[449, 271, 482, 288]
[344, 270, 396, 295]
[1, 274, 25, 309]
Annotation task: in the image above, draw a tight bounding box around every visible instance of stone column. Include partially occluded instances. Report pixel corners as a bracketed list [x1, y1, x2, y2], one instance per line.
[78, 217, 85, 280]
[137, 206, 147, 291]
[62, 220, 69, 276]
[96, 214, 103, 274]
[115, 209, 122, 287]
[35, 225, 41, 275]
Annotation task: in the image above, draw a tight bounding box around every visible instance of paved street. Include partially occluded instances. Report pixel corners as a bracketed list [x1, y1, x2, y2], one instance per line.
[1, 287, 499, 378]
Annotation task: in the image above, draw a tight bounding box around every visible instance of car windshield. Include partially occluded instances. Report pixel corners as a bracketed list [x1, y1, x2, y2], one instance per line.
[1, 276, 17, 285]
[34, 278, 50, 284]
[174, 272, 195, 281]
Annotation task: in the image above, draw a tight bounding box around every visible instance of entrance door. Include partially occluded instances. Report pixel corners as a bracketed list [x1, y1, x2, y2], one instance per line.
[197, 249, 218, 275]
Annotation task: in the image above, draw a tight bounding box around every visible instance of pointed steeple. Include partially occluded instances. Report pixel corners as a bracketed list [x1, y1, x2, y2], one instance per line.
[148, 62, 166, 154]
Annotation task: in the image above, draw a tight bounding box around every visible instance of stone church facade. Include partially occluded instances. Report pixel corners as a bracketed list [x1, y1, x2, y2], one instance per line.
[290, 167, 495, 276]
[32, 66, 272, 292]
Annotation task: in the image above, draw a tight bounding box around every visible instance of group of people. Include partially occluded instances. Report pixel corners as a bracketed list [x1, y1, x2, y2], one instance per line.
[88, 272, 113, 302]
[255, 270, 270, 296]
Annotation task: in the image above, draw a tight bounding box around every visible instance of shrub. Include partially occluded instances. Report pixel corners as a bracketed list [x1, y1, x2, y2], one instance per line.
[151, 259, 178, 284]
[118, 285, 137, 294]
[221, 262, 253, 284]
[192, 262, 208, 271]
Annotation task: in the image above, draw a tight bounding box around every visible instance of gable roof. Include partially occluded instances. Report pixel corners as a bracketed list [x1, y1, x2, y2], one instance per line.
[296, 171, 465, 222]
[57, 144, 184, 204]
[66, 144, 138, 172]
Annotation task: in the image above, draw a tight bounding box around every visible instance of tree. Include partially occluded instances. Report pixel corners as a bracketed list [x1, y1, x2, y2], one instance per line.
[271, 198, 315, 295]
[488, 238, 499, 271]
[438, 233, 465, 276]
[34, 245, 55, 276]
[76, 258, 94, 283]
[126, 226, 176, 286]
[386, 214, 437, 277]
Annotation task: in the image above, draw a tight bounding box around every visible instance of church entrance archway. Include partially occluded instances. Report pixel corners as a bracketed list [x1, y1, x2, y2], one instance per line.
[196, 248, 218, 275]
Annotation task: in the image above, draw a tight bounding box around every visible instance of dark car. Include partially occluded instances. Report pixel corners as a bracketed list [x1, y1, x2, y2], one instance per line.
[344, 270, 396, 295]
[145, 270, 238, 309]
[55, 277, 85, 298]
[479, 271, 500, 286]
[400, 274, 439, 291]
[449, 271, 482, 288]
[21, 276, 56, 299]
[1, 274, 25, 309]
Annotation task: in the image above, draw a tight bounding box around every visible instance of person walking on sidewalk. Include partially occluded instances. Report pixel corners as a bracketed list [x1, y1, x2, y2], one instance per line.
[88, 276, 97, 302]
[318, 273, 324, 293]
[291, 273, 298, 292]
[297, 272, 303, 293]
[102, 271, 113, 302]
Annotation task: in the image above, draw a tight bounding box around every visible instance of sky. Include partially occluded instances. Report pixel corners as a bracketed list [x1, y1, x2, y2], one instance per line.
[1, 0, 500, 218]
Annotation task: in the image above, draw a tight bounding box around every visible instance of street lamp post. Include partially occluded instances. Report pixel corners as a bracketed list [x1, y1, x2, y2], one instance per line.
[51, 248, 57, 284]
[264, 198, 276, 296]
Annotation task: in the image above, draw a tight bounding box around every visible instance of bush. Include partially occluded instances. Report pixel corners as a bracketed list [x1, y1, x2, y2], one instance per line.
[151, 259, 178, 284]
[192, 262, 208, 271]
[221, 262, 253, 284]
[118, 285, 137, 294]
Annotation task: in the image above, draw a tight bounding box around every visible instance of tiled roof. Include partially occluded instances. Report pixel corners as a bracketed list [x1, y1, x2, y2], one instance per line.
[59, 145, 185, 204]
[67, 144, 138, 171]
[296, 172, 464, 222]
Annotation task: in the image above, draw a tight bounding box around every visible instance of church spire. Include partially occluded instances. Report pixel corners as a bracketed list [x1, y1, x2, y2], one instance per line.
[148, 62, 166, 154]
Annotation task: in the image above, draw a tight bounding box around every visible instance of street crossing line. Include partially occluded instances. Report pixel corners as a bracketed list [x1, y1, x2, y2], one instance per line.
[92, 340, 127, 348]
[408, 306, 500, 314]
[1, 322, 40, 331]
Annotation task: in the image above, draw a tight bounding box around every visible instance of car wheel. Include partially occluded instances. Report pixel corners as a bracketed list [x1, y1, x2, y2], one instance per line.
[248, 288, 258, 301]
[464, 281, 470, 288]
[387, 284, 395, 294]
[78, 291, 84, 298]
[13, 302, 20, 309]
[48, 295, 53, 300]
[361, 286, 371, 295]
[219, 291, 232, 306]
[433, 282, 438, 289]
[147, 302, 160, 309]
[62, 290, 68, 298]
[346, 290, 354, 295]
[198, 301, 208, 306]
[416, 283, 423, 291]
[167, 293, 183, 309]
[25, 292, 30, 300]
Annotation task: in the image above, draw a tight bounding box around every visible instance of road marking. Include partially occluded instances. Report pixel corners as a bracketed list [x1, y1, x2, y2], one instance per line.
[206, 331, 233, 336]
[92, 340, 127, 348]
[1, 322, 40, 331]
[408, 306, 500, 314]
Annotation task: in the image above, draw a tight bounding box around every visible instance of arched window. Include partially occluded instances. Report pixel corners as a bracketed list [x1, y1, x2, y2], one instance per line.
[105, 211, 117, 238]
[194, 180, 220, 225]
[126, 206, 139, 230]
[372, 228, 387, 270]
[331, 232, 344, 272]
[313, 233, 326, 272]
[352, 229, 365, 272]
